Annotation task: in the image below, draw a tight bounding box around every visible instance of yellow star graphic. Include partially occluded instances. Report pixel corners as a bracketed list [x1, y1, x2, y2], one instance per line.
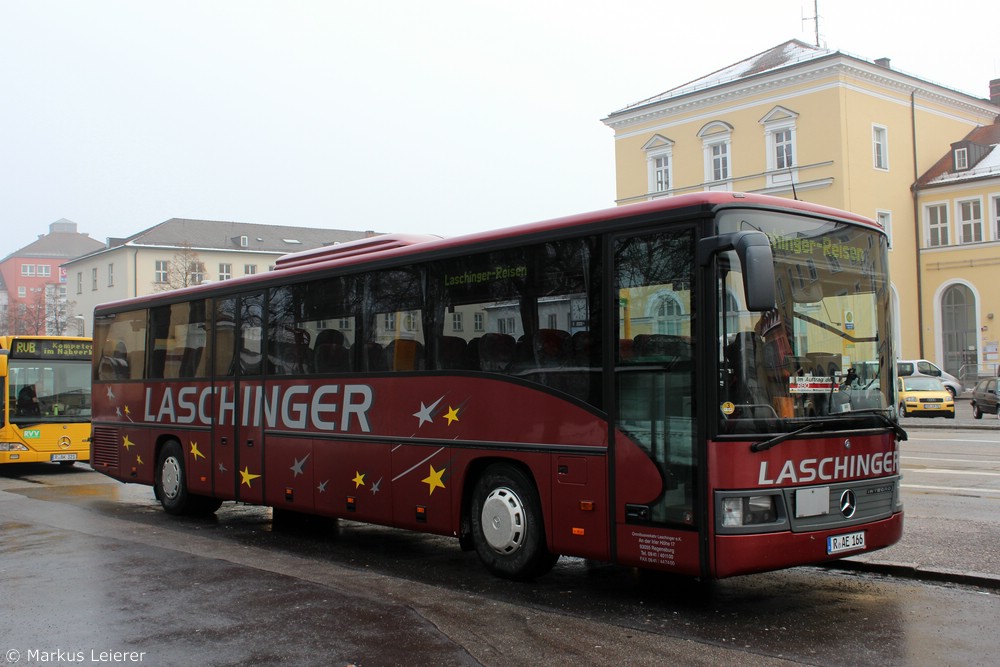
[444, 406, 460, 425]
[190, 441, 205, 460]
[240, 466, 261, 488]
[136, 455, 143, 465]
[122, 435, 135, 451]
[422, 465, 446, 495]
[124, 405, 131, 417]
[352, 471, 366, 488]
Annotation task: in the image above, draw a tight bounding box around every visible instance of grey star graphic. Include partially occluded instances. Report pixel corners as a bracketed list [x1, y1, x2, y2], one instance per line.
[317, 480, 328, 493]
[371, 477, 382, 494]
[290, 453, 310, 477]
[413, 396, 445, 427]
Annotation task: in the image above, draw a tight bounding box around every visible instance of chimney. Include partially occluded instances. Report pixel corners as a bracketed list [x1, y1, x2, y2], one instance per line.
[991, 78, 1000, 106]
[874, 57, 891, 69]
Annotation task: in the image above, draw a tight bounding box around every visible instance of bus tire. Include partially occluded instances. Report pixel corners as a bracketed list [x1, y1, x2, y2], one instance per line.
[470, 463, 558, 580]
[154, 441, 222, 516]
[155, 440, 191, 515]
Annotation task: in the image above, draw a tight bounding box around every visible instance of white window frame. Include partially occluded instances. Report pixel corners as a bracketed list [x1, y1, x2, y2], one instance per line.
[992, 194, 1000, 241]
[91, 267, 98, 291]
[925, 203, 949, 247]
[698, 121, 733, 191]
[18, 286, 26, 298]
[642, 134, 674, 197]
[954, 147, 969, 170]
[154, 260, 169, 283]
[244, 264, 257, 276]
[876, 210, 893, 249]
[219, 263, 232, 281]
[21, 264, 35, 277]
[76, 272, 83, 294]
[38, 264, 52, 277]
[873, 124, 889, 171]
[760, 107, 799, 188]
[958, 198, 983, 244]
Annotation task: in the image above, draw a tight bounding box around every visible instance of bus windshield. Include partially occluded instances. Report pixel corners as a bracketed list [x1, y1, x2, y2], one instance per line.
[8, 359, 93, 424]
[716, 209, 894, 435]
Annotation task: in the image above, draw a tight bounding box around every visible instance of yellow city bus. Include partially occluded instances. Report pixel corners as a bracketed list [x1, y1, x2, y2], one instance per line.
[0, 336, 92, 466]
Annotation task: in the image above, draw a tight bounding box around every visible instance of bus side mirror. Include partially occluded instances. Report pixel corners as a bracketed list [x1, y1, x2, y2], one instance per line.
[698, 231, 776, 312]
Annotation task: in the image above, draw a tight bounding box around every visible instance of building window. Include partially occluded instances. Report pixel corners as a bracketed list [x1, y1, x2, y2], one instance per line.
[107, 263, 114, 287]
[21, 264, 35, 276]
[698, 121, 733, 191]
[993, 195, 1000, 241]
[18, 286, 26, 298]
[873, 125, 889, 170]
[76, 272, 83, 294]
[876, 210, 893, 249]
[451, 311, 463, 332]
[926, 204, 949, 247]
[760, 107, 799, 188]
[954, 147, 969, 171]
[474, 312, 485, 332]
[91, 267, 98, 290]
[958, 199, 983, 244]
[240, 235, 249, 247]
[383, 313, 396, 332]
[188, 261, 205, 285]
[155, 260, 169, 283]
[219, 263, 232, 281]
[642, 135, 674, 197]
[244, 264, 257, 275]
[38, 265, 51, 277]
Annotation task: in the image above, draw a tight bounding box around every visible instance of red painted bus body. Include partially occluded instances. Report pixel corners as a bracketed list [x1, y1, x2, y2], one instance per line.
[91, 192, 903, 579]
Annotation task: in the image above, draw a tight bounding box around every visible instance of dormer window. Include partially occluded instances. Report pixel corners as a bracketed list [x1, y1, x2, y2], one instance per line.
[954, 147, 969, 171]
[240, 235, 249, 247]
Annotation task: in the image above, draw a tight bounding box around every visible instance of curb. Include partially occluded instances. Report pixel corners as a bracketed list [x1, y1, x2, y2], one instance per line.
[820, 559, 1000, 590]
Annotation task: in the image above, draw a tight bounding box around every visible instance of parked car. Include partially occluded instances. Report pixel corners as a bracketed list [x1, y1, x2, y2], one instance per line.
[897, 376, 955, 418]
[897, 359, 962, 398]
[970, 378, 1000, 419]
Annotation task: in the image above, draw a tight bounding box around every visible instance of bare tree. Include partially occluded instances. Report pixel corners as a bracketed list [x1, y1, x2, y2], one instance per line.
[154, 243, 206, 292]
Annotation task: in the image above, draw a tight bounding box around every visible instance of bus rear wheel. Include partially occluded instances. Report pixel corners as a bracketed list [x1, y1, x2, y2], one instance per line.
[154, 440, 221, 516]
[470, 463, 557, 580]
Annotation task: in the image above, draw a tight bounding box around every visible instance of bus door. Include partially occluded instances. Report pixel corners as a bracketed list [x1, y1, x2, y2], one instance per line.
[212, 293, 266, 504]
[612, 228, 701, 572]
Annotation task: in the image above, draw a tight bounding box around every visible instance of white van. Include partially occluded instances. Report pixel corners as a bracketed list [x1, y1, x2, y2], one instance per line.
[897, 359, 962, 397]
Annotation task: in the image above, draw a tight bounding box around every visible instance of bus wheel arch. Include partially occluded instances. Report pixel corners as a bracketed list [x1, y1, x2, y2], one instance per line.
[153, 436, 222, 516]
[469, 461, 558, 580]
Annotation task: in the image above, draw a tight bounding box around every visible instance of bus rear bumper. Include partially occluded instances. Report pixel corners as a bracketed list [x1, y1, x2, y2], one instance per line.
[712, 510, 904, 578]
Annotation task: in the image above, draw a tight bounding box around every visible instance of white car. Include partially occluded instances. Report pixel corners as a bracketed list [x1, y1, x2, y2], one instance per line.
[896, 359, 962, 398]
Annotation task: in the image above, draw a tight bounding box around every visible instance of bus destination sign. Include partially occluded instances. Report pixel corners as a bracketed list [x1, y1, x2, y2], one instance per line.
[9, 339, 93, 360]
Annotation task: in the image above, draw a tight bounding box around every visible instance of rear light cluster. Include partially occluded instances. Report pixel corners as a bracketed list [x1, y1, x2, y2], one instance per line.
[0, 442, 29, 452]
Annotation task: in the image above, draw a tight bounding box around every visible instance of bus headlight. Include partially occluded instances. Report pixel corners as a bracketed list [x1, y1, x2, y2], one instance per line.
[722, 495, 777, 527]
[0, 442, 29, 451]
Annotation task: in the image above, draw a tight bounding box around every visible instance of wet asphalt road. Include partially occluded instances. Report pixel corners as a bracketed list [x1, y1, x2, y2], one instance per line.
[1, 456, 998, 667]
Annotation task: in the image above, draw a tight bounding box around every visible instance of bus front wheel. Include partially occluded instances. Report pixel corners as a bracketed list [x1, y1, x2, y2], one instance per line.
[470, 464, 557, 580]
[154, 440, 221, 516]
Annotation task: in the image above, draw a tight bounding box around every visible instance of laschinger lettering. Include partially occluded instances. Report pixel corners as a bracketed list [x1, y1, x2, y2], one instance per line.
[758, 451, 898, 485]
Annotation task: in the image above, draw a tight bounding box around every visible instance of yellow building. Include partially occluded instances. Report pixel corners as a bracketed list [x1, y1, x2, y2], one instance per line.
[602, 40, 1000, 385]
[915, 118, 1000, 379]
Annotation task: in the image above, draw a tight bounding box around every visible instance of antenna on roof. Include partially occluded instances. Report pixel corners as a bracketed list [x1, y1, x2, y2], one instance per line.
[801, 0, 821, 47]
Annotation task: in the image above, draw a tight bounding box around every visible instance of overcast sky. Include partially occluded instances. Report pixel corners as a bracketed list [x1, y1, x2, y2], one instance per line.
[2, 0, 997, 256]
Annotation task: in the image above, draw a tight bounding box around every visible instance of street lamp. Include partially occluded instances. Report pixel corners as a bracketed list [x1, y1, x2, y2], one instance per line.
[72, 314, 86, 337]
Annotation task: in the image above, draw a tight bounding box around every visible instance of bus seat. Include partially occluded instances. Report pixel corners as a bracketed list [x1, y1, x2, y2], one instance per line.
[533, 329, 571, 366]
[363, 342, 386, 372]
[386, 339, 424, 371]
[478, 333, 515, 372]
[315, 343, 351, 373]
[436, 336, 470, 370]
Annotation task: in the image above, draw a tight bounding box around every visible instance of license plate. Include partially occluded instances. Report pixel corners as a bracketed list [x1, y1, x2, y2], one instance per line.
[828, 530, 866, 554]
[924, 404, 940, 409]
[50, 453, 78, 462]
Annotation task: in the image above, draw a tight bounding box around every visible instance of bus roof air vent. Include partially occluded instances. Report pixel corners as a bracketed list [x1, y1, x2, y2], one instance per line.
[273, 234, 441, 270]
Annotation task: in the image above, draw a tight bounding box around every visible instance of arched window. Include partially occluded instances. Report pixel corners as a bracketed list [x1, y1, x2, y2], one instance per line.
[653, 294, 684, 335]
[941, 283, 976, 377]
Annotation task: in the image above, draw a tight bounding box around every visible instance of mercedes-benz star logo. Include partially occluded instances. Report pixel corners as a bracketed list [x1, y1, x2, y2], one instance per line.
[58, 436, 72, 450]
[840, 489, 858, 518]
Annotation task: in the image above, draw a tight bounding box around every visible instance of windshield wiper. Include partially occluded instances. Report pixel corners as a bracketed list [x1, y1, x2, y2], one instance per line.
[841, 408, 908, 441]
[751, 422, 817, 452]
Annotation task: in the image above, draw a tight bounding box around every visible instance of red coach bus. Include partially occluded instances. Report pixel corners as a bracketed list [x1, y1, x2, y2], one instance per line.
[90, 192, 903, 580]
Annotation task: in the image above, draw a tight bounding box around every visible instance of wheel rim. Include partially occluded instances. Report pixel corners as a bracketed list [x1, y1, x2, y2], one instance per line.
[480, 487, 525, 554]
[161, 455, 182, 500]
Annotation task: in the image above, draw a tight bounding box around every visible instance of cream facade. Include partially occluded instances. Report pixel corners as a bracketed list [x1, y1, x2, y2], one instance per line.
[603, 41, 1000, 384]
